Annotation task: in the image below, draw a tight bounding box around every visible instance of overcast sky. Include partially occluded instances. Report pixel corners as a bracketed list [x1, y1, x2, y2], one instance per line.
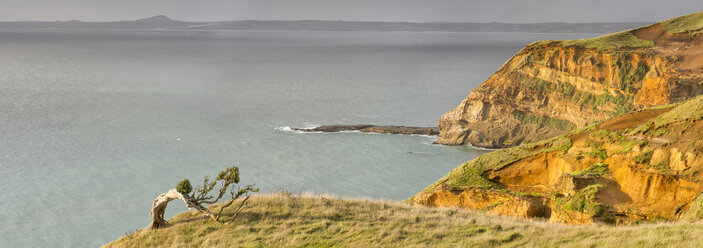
[2, 0, 702, 23]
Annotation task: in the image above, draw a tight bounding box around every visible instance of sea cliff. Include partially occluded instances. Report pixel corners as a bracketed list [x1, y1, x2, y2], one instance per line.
[415, 94, 703, 224]
[437, 12, 703, 148]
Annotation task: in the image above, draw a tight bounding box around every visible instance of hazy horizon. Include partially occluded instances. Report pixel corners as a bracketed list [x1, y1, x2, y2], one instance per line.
[1, 14, 658, 24]
[1, 0, 702, 23]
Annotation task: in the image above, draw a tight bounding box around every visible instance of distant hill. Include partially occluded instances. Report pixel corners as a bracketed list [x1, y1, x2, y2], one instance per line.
[0, 15, 649, 33]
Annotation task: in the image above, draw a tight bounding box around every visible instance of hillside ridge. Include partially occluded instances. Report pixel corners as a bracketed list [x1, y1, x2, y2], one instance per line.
[106, 193, 703, 247]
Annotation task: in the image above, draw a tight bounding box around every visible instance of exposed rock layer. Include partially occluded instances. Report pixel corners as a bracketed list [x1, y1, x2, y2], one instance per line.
[414, 95, 703, 225]
[438, 15, 703, 148]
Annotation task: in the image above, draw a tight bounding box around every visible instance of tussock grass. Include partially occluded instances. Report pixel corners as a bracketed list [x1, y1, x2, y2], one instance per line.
[107, 193, 703, 247]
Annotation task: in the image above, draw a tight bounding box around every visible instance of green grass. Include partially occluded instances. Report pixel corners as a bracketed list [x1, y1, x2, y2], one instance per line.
[650, 95, 703, 128]
[661, 11, 703, 33]
[571, 162, 609, 177]
[420, 136, 572, 193]
[532, 31, 654, 51]
[553, 184, 606, 216]
[568, 124, 597, 135]
[648, 160, 670, 172]
[616, 140, 648, 154]
[107, 193, 703, 248]
[512, 111, 576, 131]
[531, 11, 703, 50]
[588, 148, 608, 161]
[680, 193, 703, 221]
[624, 95, 703, 135]
[634, 150, 654, 164]
[591, 130, 624, 142]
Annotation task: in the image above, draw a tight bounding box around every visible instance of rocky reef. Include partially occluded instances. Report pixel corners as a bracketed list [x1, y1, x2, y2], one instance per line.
[414, 95, 703, 225]
[437, 12, 703, 148]
[293, 125, 439, 135]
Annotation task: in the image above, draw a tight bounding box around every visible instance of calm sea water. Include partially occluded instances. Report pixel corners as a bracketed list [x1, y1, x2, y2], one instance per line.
[0, 29, 595, 247]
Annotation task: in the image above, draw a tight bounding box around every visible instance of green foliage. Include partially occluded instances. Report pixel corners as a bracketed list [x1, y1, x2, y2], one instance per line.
[569, 124, 597, 135]
[217, 166, 240, 184]
[516, 72, 556, 93]
[553, 184, 606, 215]
[616, 140, 648, 154]
[177, 179, 193, 195]
[632, 65, 648, 82]
[629, 121, 653, 135]
[423, 136, 573, 192]
[588, 148, 608, 161]
[586, 140, 605, 148]
[591, 130, 623, 142]
[571, 162, 609, 177]
[650, 127, 671, 137]
[556, 81, 634, 115]
[555, 81, 577, 97]
[634, 150, 654, 164]
[512, 111, 576, 131]
[648, 160, 670, 172]
[661, 11, 703, 33]
[178, 166, 259, 224]
[610, 52, 649, 94]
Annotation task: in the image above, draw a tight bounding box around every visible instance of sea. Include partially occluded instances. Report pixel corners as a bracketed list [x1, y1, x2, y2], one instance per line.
[0, 29, 596, 247]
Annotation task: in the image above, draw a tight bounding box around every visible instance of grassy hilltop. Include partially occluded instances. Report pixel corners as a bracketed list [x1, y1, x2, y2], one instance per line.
[106, 193, 703, 248]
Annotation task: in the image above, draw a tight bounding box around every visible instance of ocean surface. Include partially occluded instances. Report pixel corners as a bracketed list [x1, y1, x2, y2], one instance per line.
[0, 29, 596, 247]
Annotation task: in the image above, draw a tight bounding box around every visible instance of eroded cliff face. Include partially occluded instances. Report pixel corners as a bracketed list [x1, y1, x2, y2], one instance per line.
[438, 22, 703, 148]
[414, 95, 703, 225]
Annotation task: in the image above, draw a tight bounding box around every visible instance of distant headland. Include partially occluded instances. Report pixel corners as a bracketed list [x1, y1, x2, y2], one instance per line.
[0, 15, 649, 33]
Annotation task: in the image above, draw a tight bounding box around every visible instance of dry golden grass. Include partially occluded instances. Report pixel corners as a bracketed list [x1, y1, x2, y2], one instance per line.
[105, 192, 703, 248]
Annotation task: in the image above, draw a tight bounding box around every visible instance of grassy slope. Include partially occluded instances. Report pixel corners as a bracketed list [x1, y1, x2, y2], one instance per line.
[532, 11, 703, 50]
[107, 193, 703, 248]
[650, 95, 703, 127]
[661, 11, 703, 33]
[531, 29, 654, 51]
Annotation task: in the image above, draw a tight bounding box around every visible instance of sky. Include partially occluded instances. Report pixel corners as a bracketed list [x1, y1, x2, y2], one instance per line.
[1, 0, 702, 23]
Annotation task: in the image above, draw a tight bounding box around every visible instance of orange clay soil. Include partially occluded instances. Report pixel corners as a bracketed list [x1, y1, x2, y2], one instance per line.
[414, 95, 703, 225]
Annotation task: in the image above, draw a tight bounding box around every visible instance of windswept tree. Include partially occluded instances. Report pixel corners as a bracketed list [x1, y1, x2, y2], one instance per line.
[149, 166, 258, 229]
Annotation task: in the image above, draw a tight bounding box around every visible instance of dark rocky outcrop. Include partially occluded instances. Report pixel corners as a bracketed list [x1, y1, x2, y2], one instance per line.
[293, 125, 439, 136]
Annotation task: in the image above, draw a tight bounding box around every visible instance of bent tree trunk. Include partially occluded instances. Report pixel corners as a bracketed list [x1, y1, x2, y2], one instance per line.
[149, 189, 188, 229]
[148, 167, 257, 230]
[148, 189, 220, 229]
